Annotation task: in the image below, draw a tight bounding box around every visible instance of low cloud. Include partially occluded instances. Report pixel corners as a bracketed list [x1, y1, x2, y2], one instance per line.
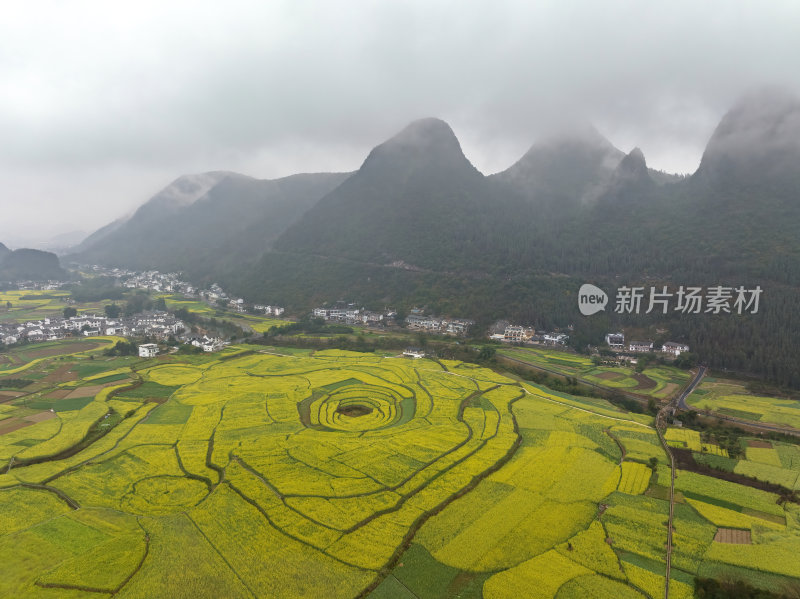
[1, 0, 798, 243]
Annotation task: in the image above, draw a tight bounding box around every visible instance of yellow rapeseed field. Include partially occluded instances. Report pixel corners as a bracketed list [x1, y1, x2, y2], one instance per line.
[2, 343, 800, 598]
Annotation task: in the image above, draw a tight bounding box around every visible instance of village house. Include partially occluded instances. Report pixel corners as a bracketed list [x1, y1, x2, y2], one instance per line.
[189, 336, 225, 352]
[543, 333, 568, 345]
[403, 347, 426, 359]
[504, 325, 525, 342]
[446, 319, 474, 336]
[406, 315, 442, 331]
[138, 343, 159, 358]
[605, 333, 625, 350]
[629, 340, 654, 353]
[662, 342, 690, 356]
[254, 304, 284, 316]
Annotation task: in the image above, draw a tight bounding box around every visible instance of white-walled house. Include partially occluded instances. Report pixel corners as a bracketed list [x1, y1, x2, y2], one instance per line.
[662, 342, 690, 356]
[629, 340, 653, 353]
[605, 333, 625, 349]
[138, 343, 159, 358]
[504, 325, 525, 342]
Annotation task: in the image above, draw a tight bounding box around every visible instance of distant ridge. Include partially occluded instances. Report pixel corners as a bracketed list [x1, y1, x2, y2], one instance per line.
[491, 125, 624, 205]
[71, 171, 351, 278]
[695, 87, 800, 190]
[0, 247, 65, 281]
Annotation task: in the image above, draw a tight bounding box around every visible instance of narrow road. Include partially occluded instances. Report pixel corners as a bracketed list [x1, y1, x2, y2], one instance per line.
[501, 354, 800, 438]
[656, 366, 705, 599]
[676, 365, 706, 410]
[654, 409, 675, 599]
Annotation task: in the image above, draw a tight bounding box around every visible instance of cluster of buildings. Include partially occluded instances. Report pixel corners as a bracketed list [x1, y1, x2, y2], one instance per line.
[404, 310, 474, 337]
[604, 333, 690, 356]
[186, 335, 228, 353]
[137, 336, 226, 359]
[2, 280, 70, 291]
[488, 322, 569, 346]
[138, 333, 229, 359]
[312, 303, 395, 326]
[85, 267, 285, 316]
[310, 304, 475, 337]
[198, 284, 284, 315]
[0, 311, 186, 347]
[115, 268, 189, 294]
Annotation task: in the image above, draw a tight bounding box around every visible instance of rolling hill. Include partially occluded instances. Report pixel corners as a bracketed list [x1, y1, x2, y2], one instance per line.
[0, 247, 65, 281]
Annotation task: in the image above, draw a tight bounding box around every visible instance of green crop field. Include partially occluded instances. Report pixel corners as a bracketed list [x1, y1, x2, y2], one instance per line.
[159, 293, 292, 333]
[687, 378, 800, 430]
[0, 290, 72, 322]
[498, 347, 690, 400]
[2, 339, 800, 597]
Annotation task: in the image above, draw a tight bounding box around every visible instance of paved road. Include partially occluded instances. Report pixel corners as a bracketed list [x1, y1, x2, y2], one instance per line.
[675, 365, 800, 438]
[676, 365, 706, 410]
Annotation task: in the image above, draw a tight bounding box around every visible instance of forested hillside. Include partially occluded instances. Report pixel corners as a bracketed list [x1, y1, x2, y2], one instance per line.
[76, 89, 800, 388]
[71, 171, 351, 278]
[235, 90, 800, 388]
[0, 247, 65, 281]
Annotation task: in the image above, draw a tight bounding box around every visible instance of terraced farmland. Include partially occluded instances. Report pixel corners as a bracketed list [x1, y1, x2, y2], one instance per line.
[0, 289, 71, 322]
[687, 378, 800, 431]
[159, 293, 291, 332]
[1, 343, 800, 597]
[498, 347, 689, 400]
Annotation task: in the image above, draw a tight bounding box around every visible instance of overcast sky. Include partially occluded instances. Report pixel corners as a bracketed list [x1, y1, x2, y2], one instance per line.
[1, 0, 798, 247]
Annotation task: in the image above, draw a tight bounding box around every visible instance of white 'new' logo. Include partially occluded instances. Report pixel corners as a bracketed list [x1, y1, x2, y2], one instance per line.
[578, 284, 608, 316]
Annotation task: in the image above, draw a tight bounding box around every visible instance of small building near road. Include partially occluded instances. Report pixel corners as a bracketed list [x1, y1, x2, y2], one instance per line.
[138, 343, 159, 358]
[403, 347, 426, 359]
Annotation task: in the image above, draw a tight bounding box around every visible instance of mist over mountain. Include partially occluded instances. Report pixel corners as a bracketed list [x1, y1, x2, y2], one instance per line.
[69, 173, 236, 255]
[71, 171, 351, 277]
[74, 87, 800, 387]
[695, 87, 800, 192]
[491, 125, 625, 206]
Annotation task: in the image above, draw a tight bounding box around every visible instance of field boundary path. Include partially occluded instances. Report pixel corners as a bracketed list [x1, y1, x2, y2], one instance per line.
[655, 366, 706, 599]
[501, 352, 800, 437]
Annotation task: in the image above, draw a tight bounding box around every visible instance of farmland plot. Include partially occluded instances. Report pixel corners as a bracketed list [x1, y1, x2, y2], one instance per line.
[2, 342, 800, 598]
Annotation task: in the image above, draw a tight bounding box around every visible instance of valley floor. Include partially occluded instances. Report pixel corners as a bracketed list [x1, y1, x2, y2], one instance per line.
[1, 340, 799, 598]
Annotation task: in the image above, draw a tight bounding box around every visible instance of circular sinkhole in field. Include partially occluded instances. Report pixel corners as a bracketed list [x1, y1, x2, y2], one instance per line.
[335, 404, 373, 417]
[302, 382, 414, 432]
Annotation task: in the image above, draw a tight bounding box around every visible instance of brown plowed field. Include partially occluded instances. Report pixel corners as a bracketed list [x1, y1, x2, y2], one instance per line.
[714, 528, 751, 544]
[43, 364, 78, 383]
[747, 439, 773, 448]
[25, 341, 101, 359]
[632, 373, 657, 391]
